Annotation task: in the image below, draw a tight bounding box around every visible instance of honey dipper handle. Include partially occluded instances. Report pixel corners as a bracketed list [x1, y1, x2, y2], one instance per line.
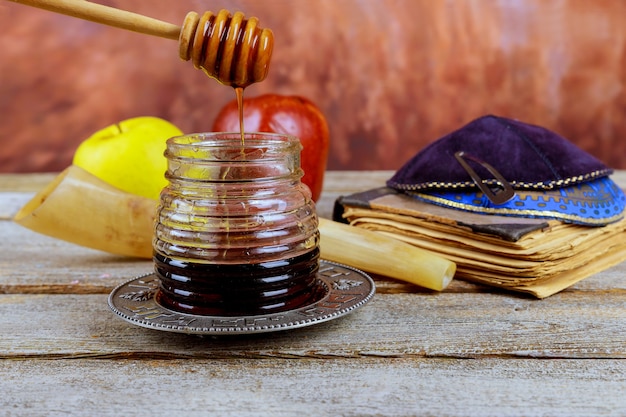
[7, 0, 181, 40]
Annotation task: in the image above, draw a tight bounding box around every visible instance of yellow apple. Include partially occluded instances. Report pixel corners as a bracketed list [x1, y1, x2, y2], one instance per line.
[72, 117, 183, 200]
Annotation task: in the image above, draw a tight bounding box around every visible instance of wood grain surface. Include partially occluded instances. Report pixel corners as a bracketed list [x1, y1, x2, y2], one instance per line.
[1, 171, 626, 416]
[2, 358, 624, 417]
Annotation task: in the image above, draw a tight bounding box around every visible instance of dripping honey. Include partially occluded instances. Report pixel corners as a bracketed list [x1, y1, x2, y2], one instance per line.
[236, 87, 245, 146]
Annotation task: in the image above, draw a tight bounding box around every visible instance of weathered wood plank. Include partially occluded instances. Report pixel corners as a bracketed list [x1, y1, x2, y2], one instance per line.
[0, 221, 153, 292]
[0, 192, 32, 220]
[0, 173, 57, 192]
[2, 219, 626, 294]
[1, 292, 624, 359]
[0, 220, 475, 294]
[3, 215, 623, 295]
[1, 357, 624, 417]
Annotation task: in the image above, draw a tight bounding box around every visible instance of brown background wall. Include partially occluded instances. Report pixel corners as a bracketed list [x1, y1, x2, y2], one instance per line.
[1, 0, 625, 173]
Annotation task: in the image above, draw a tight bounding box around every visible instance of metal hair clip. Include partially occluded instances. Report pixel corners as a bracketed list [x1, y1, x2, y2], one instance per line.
[454, 151, 516, 205]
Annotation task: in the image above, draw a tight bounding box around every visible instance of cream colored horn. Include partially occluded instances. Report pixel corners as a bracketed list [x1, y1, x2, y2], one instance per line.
[13, 165, 156, 258]
[318, 218, 455, 291]
[14, 166, 456, 290]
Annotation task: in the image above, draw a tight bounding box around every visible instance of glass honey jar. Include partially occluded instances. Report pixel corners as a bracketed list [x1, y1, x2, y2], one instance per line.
[152, 132, 321, 316]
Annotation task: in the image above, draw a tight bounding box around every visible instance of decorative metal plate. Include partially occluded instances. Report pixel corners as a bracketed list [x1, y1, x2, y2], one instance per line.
[108, 260, 375, 335]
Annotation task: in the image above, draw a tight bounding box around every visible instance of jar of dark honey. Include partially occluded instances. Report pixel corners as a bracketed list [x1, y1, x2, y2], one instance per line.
[153, 132, 321, 316]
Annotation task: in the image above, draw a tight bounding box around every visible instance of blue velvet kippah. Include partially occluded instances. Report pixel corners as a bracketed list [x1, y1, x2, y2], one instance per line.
[387, 115, 626, 226]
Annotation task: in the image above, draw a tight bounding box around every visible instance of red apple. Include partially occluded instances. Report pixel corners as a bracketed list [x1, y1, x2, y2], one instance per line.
[212, 94, 330, 201]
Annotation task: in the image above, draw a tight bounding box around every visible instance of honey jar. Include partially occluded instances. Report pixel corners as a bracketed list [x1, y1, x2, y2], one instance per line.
[152, 132, 321, 316]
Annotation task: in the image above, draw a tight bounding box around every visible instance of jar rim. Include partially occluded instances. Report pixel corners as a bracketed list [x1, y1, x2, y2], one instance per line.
[165, 131, 302, 165]
[167, 132, 300, 148]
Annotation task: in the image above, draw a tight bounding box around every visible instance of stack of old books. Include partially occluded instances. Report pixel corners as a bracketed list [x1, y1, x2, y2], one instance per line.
[334, 115, 626, 298]
[334, 186, 626, 298]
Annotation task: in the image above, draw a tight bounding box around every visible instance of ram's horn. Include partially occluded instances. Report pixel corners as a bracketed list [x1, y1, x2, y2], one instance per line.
[318, 218, 455, 291]
[13, 165, 156, 258]
[14, 166, 456, 290]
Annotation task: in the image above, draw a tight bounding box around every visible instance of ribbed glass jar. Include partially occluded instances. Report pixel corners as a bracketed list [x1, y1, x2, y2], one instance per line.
[153, 132, 321, 316]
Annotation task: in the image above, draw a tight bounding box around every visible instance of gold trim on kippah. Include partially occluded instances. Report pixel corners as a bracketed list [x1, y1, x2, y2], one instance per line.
[392, 168, 613, 192]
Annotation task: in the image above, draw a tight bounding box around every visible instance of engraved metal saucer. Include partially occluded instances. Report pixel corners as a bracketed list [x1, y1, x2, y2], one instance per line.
[108, 260, 375, 334]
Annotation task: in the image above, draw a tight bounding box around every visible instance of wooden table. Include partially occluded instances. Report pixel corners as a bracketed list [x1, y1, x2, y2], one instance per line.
[1, 171, 625, 416]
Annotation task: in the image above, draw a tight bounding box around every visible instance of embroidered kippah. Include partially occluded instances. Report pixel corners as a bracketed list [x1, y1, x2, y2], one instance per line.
[387, 115, 625, 226]
[387, 115, 612, 192]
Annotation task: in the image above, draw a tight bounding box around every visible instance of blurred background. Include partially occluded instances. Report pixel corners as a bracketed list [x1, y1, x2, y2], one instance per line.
[1, 0, 625, 173]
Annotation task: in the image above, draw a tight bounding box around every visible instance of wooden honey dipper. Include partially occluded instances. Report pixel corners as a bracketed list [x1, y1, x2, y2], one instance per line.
[7, 0, 274, 88]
